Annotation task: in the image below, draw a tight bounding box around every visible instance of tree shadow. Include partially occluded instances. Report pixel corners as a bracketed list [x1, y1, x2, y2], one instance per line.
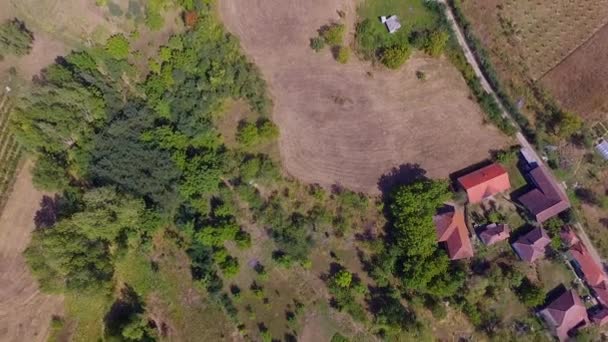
[377, 163, 428, 200]
[34, 195, 59, 229]
[104, 285, 144, 337]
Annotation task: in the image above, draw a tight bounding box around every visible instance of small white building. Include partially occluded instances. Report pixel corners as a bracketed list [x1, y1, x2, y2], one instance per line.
[381, 15, 401, 34]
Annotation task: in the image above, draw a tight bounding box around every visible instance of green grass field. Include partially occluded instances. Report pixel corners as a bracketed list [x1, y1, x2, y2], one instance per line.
[358, 0, 439, 32]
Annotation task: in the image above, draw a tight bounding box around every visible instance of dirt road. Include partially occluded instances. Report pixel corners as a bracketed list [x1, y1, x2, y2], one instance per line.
[0, 161, 63, 342]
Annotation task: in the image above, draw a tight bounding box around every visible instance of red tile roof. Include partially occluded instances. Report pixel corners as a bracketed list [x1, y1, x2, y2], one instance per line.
[434, 205, 473, 260]
[478, 223, 510, 246]
[540, 289, 589, 341]
[570, 242, 607, 287]
[512, 227, 551, 262]
[519, 165, 570, 222]
[560, 226, 580, 248]
[457, 163, 510, 204]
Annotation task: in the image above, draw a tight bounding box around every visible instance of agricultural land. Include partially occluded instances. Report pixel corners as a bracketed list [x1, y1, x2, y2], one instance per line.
[1, 0, 607, 341]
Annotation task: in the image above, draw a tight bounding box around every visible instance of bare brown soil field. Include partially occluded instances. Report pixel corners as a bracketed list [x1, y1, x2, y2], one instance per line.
[219, 0, 509, 194]
[0, 161, 63, 342]
[540, 23, 608, 120]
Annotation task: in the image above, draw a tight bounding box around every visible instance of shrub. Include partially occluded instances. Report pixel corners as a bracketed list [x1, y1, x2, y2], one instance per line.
[105, 34, 130, 60]
[322, 24, 345, 46]
[516, 278, 545, 308]
[381, 45, 411, 69]
[310, 37, 325, 52]
[236, 119, 279, 147]
[336, 46, 350, 64]
[0, 18, 34, 56]
[423, 30, 449, 57]
[416, 70, 426, 80]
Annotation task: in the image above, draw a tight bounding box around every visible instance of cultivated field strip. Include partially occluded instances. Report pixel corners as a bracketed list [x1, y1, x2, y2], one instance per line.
[502, 0, 608, 80]
[0, 94, 24, 213]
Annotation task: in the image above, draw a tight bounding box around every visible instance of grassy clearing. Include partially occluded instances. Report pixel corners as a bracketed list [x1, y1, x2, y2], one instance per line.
[64, 290, 111, 342]
[536, 259, 575, 292]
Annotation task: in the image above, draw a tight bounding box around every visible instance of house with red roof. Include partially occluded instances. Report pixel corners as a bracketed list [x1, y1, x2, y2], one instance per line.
[519, 165, 570, 223]
[512, 227, 551, 262]
[569, 241, 608, 306]
[478, 223, 510, 246]
[540, 289, 589, 341]
[457, 163, 510, 204]
[433, 205, 473, 260]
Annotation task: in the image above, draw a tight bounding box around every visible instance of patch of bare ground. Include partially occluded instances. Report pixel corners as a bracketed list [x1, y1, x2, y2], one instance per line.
[540, 23, 608, 120]
[0, 160, 63, 342]
[219, 0, 509, 194]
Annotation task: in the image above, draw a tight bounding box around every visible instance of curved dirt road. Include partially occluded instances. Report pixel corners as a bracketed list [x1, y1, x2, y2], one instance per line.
[219, 0, 509, 194]
[0, 161, 63, 342]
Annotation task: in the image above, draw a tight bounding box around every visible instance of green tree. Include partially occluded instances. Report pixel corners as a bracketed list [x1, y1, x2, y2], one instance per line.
[105, 34, 130, 60]
[333, 270, 353, 288]
[381, 45, 411, 69]
[516, 278, 545, 308]
[0, 18, 33, 56]
[551, 111, 582, 138]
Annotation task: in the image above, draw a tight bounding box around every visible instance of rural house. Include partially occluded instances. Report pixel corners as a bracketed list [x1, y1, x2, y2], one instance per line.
[457, 163, 510, 204]
[380, 15, 401, 34]
[569, 241, 608, 305]
[512, 227, 550, 262]
[478, 223, 510, 246]
[519, 165, 570, 223]
[433, 205, 473, 260]
[540, 289, 589, 341]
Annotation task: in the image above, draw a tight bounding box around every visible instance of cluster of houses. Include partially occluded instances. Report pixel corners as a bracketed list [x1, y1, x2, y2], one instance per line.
[432, 148, 608, 340]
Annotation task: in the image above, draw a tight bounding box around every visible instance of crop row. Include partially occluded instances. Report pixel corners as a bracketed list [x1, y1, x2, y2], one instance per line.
[0, 94, 24, 213]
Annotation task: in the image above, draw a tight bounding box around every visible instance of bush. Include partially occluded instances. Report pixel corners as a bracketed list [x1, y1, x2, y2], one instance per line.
[321, 24, 345, 46]
[236, 119, 279, 147]
[381, 44, 411, 69]
[310, 37, 325, 52]
[516, 278, 545, 308]
[0, 18, 34, 56]
[336, 46, 350, 64]
[105, 34, 130, 60]
[422, 30, 449, 57]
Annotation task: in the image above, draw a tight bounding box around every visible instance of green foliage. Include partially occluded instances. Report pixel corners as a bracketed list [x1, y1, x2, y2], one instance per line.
[105, 34, 130, 60]
[516, 278, 545, 308]
[321, 24, 345, 46]
[236, 119, 279, 147]
[381, 44, 411, 69]
[550, 111, 583, 139]
[310, 37, 325, 52]
[336, 46, 350, 64]
[333, 270, 353, 288]
[0, 18, 33, 56]
[422, 30, 449, 57]
[327, 266, 367, 322]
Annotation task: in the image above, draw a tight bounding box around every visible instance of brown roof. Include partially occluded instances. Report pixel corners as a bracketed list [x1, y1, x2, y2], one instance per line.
[434, 205, 474, 260]
[512, 227, 551, 262]
[519, 165, 570, 222]
[540, 289, 589, 341]
[478, 223, 510, 246]
[457, 163, 511, 204]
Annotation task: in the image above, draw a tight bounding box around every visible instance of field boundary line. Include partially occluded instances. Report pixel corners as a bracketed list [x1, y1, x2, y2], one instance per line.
[537, 21, 608, 82]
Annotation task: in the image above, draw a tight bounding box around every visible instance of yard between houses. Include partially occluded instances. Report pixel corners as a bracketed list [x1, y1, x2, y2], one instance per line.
[219, 0, 510, 194]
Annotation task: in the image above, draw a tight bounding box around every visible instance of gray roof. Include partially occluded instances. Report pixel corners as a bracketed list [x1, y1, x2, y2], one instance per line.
[385, 15, 401, 34]
[596, 139, 608, 160]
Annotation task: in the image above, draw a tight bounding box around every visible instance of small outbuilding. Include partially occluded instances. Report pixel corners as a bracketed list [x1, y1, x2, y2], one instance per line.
[381, 15, 401, 34]
[478, 223, 510, 246]
[512, 227, 550, 262]
[457, 163, 510, 204]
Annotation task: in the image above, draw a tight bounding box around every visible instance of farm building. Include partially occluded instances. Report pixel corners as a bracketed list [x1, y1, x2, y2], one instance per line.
[539, 289, 589, 341]
[457, 163, 510, 204]
[478, 223, 510, 246]
[380, 15, 401, 34]
[518, 165, 570, 223]
[512, 227, 550, 262]
[433, 205, 473, 260]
